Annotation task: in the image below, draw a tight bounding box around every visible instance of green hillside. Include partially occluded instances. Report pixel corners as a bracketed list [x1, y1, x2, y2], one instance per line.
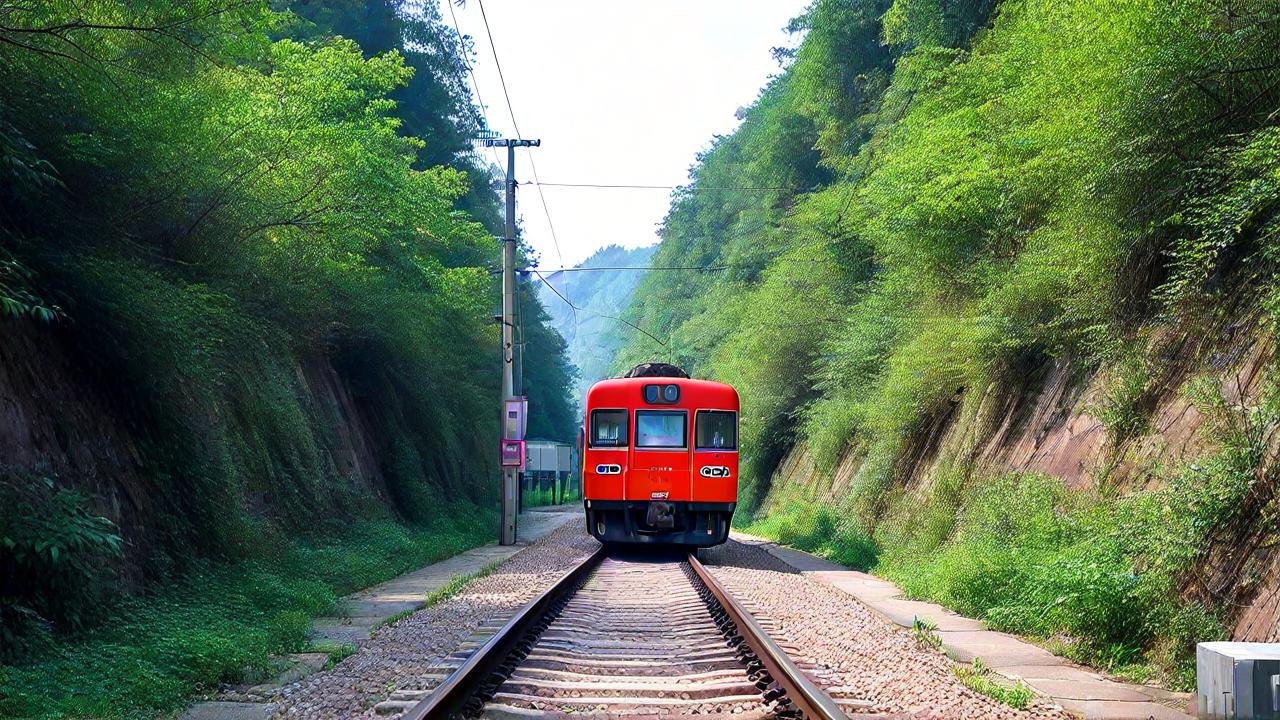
[0, 2, 574, 716]
[539, 243, 657, 403]
[615, 0, 1280, 688]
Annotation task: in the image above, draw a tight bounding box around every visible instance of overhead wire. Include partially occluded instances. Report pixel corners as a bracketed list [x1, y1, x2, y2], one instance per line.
[464, 3, 896, 351]
[473, 0, 578, 342]
[464, 1, 840, 349]
[443, 0, 503, 171]
[531, 269, 667, 348]
[533, 265, 731, 273]
[530, 182, 797, 191]
[526, 257, 840, 274]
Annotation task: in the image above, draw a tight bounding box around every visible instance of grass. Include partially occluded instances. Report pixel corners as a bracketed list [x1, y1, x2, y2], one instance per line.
[746, 400, 1260, 692]
[955, 658, 1034, 709]
[374, 608, 418, 631]
[911, 617, 942, 650]
[1092, 350, 1155, 447]
[422, 559, 503, 609]
[304, 640, 357, 670]
[0, 510, 494, 720]
[521, 481, 578, 509]
[741, 501, 878, 570]
[371, 558, 504, 634]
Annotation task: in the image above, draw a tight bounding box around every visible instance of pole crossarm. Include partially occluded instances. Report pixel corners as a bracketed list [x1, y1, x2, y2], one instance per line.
[484, 138, 541, 148]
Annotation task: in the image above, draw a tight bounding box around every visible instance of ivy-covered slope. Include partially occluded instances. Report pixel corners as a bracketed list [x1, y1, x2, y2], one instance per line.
[614, 0, 1280, 688]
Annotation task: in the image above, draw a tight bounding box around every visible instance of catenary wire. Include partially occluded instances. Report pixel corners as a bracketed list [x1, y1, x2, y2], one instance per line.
[473, 0, 576, 339]
[531, 269, 667, 347]
[530, 182, 798, 191]
[444, 0, 503, 169]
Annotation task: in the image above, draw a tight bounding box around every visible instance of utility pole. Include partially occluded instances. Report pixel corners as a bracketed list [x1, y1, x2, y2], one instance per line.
[486, 136, 539, 546]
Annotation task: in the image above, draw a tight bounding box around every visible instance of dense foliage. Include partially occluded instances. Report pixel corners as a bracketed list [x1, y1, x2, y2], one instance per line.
[2, 515, 490, 718]
[0, 0, 574, 713]
[618, 0, 1280, 686]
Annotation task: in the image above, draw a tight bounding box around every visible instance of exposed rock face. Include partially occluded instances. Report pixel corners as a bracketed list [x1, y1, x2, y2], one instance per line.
[758, 319, 1278, 642]
[0, 322, 152, 583]
[0, 320, 416, 587]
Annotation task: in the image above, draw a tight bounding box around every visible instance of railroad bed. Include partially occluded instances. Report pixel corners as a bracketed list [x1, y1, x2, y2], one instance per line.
[491, 556, 774, 717]
[383, 549, 860, 719]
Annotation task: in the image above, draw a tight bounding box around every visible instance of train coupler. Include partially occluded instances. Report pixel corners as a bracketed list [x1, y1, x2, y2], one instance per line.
[645, 500, 675, 528]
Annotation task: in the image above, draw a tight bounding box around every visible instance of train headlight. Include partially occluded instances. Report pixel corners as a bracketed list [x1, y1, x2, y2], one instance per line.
[662, 384, 679, 402]
[642, 383, 681, 404]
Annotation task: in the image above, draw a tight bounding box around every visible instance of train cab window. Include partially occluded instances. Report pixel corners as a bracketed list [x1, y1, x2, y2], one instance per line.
[590, 409, 628, 448]
[635, 410, 687, 449]
[696, 411, 737, 450]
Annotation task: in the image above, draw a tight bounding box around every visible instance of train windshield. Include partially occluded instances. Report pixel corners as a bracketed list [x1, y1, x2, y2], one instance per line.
[590, 409, 628, 447]
[696, 411, 737, 450]
[635, 410, 687, 449]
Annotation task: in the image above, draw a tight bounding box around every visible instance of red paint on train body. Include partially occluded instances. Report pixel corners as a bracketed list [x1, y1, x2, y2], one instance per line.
[581, 374, 739, 546]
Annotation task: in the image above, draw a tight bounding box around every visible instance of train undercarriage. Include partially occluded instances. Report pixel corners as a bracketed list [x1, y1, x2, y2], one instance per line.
[584, 499, 734, 547]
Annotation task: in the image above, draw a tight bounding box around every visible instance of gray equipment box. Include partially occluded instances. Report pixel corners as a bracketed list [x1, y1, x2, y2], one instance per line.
[1198, 642, 1280, 718]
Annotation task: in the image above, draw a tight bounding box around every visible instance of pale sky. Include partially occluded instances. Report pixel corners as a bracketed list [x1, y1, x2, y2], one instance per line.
[441, 0, 812, 268]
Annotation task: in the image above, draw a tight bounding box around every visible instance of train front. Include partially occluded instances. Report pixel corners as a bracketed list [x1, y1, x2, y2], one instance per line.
[581, 368, 739, 547]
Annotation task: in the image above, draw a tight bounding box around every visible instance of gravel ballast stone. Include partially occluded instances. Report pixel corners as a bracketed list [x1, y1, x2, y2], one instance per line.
[271, 525, 1074, 719]
[270, 522, 599, 719]
[699, 540, 1073, 720]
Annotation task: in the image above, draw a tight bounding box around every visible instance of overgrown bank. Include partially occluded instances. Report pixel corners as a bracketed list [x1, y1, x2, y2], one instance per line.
[0, 515, 491, 718]
[0, 2, 573, 717]
[746, 332, 1274, 688]
[614, 0, 1280, 690]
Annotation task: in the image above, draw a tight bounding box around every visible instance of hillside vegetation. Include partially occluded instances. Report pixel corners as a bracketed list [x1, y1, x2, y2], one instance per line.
[616, 0, 1280, 688]
[539, 243, 657, 402]
[0, 2, 572, 716]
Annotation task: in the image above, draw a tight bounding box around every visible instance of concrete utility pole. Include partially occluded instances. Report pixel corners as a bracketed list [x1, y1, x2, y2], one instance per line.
[486, 137, 539, 546]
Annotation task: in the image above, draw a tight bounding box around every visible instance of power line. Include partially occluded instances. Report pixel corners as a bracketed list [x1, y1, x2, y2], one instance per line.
[473, 0, 575, 340]
[474, 0, 519, 136]
[527, 256, 842, 275]
[533, 265, 731, 273]
[444, 0, 501, 169]
[528, 254, 1126, 278]
[531, 182, 798, 191]
[524, 160, 567, 296]
[531, 268, 667, 348]
[498, 258, 841, 277]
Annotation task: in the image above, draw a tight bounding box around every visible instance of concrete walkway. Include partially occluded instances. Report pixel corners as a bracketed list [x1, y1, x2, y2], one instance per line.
[182, 505, 581, 720]
[732, 533, 1193, 720]
[312, 506, 580, 645]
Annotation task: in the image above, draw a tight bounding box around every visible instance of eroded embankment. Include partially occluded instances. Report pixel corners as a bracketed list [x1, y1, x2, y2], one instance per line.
[0, 317, 494, 587]
[751, 317, 1279, 687]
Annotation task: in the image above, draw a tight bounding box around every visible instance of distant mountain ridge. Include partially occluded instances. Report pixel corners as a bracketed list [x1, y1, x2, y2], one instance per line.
[538, 243, 657, 405]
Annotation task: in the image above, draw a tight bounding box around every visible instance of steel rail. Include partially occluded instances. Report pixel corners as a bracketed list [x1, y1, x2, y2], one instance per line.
[399, 546, 606, 720]
[687, 552, 848, 720]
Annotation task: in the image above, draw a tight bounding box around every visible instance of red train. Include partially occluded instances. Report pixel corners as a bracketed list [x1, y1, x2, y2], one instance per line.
[581, 363, 739, 547]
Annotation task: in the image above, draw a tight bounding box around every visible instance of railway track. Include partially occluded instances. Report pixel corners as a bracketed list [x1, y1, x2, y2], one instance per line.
[387, 547, 853, 720]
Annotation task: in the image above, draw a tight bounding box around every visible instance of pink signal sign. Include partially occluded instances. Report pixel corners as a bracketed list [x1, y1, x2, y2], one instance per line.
[500, 439, 525, 468]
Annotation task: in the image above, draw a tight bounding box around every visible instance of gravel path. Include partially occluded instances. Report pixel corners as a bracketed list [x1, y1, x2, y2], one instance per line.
[270, 522, 599, 719]
[699, 541, 1073, 720]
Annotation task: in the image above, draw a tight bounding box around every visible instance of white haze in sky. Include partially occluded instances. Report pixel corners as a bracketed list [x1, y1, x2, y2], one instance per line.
[439, 0, 811, 268]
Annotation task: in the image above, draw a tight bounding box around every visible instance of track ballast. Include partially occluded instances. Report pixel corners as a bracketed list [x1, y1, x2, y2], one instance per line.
[395, 547, 852, 719]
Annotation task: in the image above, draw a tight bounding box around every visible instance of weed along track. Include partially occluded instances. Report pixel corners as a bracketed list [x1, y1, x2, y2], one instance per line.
[389, 547, 854, 719]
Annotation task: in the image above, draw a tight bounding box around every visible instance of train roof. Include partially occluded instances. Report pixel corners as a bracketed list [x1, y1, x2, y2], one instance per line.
[586, 376, 739, 405]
